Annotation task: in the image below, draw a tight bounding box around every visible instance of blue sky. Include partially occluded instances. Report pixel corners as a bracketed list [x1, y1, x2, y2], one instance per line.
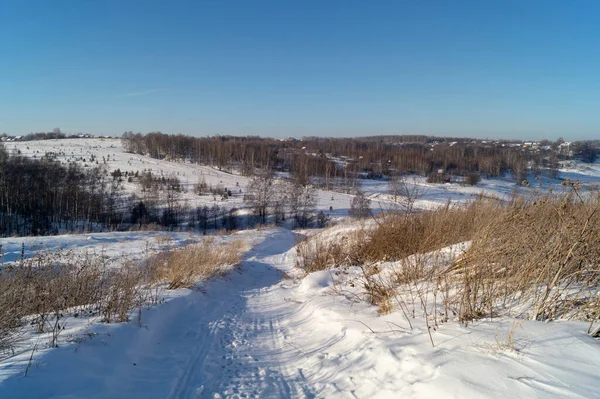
[1, 0, 599, 140]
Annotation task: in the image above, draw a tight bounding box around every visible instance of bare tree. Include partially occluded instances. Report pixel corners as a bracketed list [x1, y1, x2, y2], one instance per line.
[349, 190, 371, 219]
[548, 153, 560, 179]
[273, 181, 289, 225]
[288, 182, 317, 228]
[508, 152, 528, 184]
[388, 174, 422, 213]
[245, 172, 275, 224]
[316, 210, 330, 228]
[196, 205, 209, 233]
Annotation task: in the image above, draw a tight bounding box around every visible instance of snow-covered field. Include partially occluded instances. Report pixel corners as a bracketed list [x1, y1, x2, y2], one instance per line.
[0, 231, 202, 265]
[8, 138, 600, 218]
[1, 228, 599, 398]
[1, 138, 600, 398]
[6, 138, 358, 218]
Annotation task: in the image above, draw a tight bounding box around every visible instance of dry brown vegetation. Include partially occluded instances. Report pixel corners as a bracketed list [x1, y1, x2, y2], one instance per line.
[150, 239, 246, 289]
[0, 251, 146, 355]
[0, 238, 246, 356]
[455, 183, 600, 325]
[296, 183, 600, 337]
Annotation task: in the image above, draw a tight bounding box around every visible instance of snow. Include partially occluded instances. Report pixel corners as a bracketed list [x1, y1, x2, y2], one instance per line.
[2, 138, 600, 397]
[8, 138, 600, 222]
[0, 231, 203, 265]
[6, 138, 356, 218]
[1, 228, 599, 398]
[559, 159, 600, 186]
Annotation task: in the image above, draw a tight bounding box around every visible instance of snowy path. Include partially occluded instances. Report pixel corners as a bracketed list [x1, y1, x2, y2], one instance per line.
[1, 228, 600, 398]
[0, 230, 316, 399]
[160, 230, 313, 398]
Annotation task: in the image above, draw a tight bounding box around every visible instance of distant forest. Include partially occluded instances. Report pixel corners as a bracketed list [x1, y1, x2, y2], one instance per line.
[122, 131, 598, 184]
[0, 144, 125, 236]
[0, 132, 598, 237]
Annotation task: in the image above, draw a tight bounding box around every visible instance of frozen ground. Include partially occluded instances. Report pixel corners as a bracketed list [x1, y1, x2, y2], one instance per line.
[1, 228, 599, 398]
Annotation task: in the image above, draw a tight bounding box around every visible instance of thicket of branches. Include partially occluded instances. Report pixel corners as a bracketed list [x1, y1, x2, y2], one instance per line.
[0, 145, 124, 236]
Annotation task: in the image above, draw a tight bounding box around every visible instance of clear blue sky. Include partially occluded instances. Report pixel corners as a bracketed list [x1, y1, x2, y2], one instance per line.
[1, 0, 599, 140]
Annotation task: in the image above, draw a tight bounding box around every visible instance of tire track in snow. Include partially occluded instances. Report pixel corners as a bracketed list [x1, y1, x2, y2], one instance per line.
[166, 315, 225, 399]
[193, 273, 313, 398]
[165, 229, 313, 398]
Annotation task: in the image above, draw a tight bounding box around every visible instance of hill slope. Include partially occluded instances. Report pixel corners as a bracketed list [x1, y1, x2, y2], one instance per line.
[1, 228, 598, 398]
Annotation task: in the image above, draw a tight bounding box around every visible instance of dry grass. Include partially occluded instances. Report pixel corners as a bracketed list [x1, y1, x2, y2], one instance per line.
[296, 197, 499, 272]
[151, 239, 247, 289]
[0, 237, 248, 356]
[295, 235, 348, 273]
[295, 185, 600, 335]
[0, 251, 141, 354]
[356, 198, 499, 265]
[453, 184, 600, 323]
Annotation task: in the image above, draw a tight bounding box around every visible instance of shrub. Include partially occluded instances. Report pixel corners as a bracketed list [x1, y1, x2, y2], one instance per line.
[465, 172, 481, 186]
[349, 190, 371, 219]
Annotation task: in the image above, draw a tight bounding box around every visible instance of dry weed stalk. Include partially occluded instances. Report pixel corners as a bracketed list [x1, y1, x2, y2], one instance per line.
[295, 185, 600, 336]
[0, 237, 247, 356]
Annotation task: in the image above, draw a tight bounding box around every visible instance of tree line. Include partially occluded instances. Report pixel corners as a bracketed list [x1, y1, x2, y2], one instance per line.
[0, 144, 122, 236]
[0, 142, 330, 237]
[1, 132, 597, 237]
[122, 132, 589, 186]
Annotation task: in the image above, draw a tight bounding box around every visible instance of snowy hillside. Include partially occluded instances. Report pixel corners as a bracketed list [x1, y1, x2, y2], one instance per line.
[9, 137, 598, 219]
[1, 138, 600, 398]
[0, 228, 598, 398]
[6, 138, 358, 218]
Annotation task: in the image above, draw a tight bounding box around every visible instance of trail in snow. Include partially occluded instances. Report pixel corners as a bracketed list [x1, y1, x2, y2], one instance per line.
[163, 231, 312, 399]
[0, 230, 313, 399]
[1, 228, 600, 399]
